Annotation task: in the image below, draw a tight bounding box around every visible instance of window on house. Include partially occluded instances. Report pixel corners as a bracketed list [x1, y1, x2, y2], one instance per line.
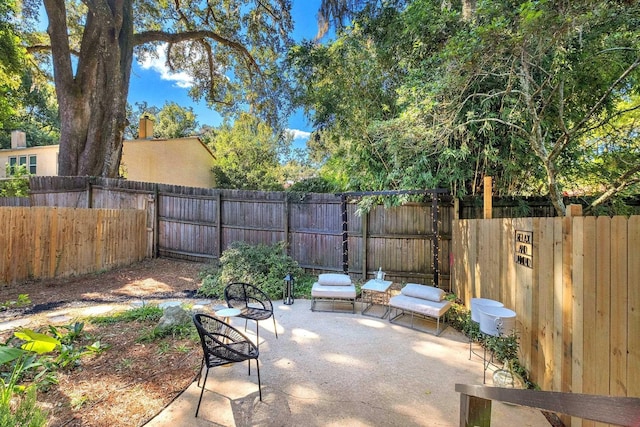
[7, 155, 35, 175]
[29, 155, 36, 174]
[8, 156, 18, 175]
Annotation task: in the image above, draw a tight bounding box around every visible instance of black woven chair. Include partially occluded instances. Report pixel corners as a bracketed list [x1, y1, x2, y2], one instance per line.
[224, 282, 278, 345]
[192, 313, 261, 417]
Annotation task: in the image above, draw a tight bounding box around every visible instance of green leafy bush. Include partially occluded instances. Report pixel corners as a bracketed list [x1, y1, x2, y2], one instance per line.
[286, 176, 337, 194]
[0, 165, 30, 197]
[198, 241, 304, 301]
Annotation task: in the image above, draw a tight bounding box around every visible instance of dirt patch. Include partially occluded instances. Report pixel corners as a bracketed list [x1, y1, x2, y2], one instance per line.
[1, 258, 204, 316]
[1, 258, 211, 427]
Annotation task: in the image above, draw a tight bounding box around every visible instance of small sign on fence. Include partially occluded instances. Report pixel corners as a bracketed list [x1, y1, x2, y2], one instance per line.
[515, 230, 533, 268]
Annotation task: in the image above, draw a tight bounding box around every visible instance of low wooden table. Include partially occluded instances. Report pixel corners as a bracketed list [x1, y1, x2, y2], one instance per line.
[361, 279, 393, 318]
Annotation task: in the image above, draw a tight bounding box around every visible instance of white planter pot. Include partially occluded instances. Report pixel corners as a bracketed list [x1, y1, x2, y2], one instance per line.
[479, 306, 516, 337]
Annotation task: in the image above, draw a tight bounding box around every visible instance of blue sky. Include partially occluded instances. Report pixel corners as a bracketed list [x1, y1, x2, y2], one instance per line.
[127, 0, 324, 148]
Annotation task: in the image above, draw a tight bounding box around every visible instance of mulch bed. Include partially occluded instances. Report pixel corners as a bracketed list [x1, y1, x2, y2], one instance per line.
[1, 258, 209, 427]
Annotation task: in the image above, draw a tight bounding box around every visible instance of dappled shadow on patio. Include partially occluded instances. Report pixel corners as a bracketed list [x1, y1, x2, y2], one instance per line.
[146, 300, 549, 427]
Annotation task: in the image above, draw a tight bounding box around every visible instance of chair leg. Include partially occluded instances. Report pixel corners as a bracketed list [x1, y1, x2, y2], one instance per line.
[195, 366, 209, 417]
[256, 359, 262, 401]
[272, 316, 278, 339]
[255, 321, 260, 347]
[244, 318, 248, 332]
[196, 357, 205, 387]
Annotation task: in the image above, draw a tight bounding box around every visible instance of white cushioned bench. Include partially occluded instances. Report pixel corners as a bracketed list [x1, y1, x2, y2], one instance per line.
[311, 273, 356, 313]
[389, 283, 451, 336]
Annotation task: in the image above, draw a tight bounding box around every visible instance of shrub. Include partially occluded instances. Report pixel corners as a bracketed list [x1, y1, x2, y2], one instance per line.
[286, 176, 337, 194]
[198, 241, 304, 301]
[0, 165, 30, 197]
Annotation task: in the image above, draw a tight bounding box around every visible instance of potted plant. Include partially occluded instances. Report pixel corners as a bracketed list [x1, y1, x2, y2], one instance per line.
[485, 332, 525, 389]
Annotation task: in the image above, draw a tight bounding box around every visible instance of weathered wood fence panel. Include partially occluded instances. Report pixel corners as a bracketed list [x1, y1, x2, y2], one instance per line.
[0, 197, 30, 206]
[0, 207, 147, 284]
[20, 177, 452, 289]
[158, 193, 218, 260]
[452, 215, 640, 426]
[288, 194, 343, 272]
[346, 203, 451, 288]
[220, 190, 286, 253]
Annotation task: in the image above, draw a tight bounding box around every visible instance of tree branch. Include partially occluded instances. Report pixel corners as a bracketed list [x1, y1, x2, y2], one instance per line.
[27, 44, 80, 57]
[558, 54, 640, 157]
[172, 0, 193, 30]
[574, 102, 640, 139]
[460, 118, 529, 135]
[586, 166, 640, 213]
[255, 0, 279, 21]
[43, 0, 74, 93]
[133, 30, 260, 72]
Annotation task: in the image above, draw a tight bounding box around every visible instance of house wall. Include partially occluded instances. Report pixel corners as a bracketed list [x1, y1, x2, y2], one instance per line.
[120, 137, 215, 188]
[1, 137, 215, 189]
[0, 145, 59, 178]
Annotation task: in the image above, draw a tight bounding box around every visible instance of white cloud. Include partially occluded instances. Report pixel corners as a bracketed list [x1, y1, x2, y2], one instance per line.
[137, 44, 194, 89]
[286, 129, 311, 140]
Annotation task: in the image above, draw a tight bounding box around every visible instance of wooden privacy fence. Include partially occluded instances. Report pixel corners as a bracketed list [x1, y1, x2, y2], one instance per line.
[452, 214, 640, 426]
[21, 177, 453, 289]
[0, 197, 30, 207]
[0, 207, 147, 284]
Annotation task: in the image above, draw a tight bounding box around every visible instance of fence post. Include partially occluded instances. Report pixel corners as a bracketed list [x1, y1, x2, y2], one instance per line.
[362, 209, 368, 279]
[567, 204, 583, 217]
[459, 393, 491, 427]
[432, 193, 439, 287]
[153, 184, 159, 258]
[86, 180, 93, 208]
[216, 192, 222, 259]
[284, 195, 290, 255]
[341, 194, 348, 274]
[483, 176, 492, 219]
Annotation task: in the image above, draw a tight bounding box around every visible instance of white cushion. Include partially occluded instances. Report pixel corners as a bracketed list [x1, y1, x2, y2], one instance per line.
[389, 294, 451, 318]
[401, 283, 445, 302]
[318, 273, 352, 286]
[311, 283, 356, 298]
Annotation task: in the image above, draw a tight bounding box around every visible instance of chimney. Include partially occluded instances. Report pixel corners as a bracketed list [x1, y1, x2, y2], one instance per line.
[11, 131, 26, 149]
[138, 115, 154, 139]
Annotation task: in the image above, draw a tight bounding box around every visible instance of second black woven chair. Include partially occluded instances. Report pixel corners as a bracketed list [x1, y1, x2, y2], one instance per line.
[224, 282, 278, 346]
[192, 313, 261, 417]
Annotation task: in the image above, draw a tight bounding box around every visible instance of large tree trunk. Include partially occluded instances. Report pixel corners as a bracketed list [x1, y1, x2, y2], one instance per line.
[44, 0, 133, 177]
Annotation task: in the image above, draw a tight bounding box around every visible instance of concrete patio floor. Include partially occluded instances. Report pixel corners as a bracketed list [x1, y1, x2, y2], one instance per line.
[145, 300, 550, 427]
